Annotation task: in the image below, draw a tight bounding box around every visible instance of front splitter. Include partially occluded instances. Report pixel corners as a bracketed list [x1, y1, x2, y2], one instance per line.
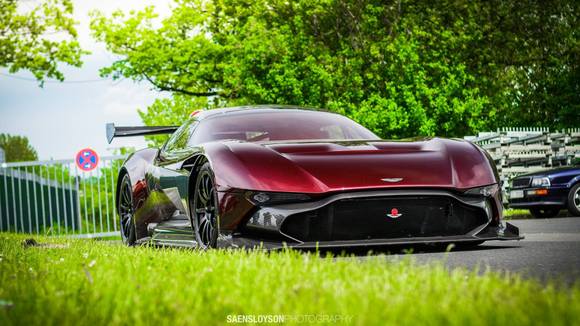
[230, 222, 523, 250]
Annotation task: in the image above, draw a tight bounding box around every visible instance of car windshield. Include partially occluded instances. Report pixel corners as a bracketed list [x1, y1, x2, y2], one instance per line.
[189, 110, 380, 144]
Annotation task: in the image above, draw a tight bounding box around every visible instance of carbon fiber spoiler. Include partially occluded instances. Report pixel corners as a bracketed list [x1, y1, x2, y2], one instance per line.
[106, 123, 179, 144]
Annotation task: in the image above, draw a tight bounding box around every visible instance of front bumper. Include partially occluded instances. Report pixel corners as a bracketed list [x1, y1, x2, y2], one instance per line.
[508, 186, 568, 208]
[232, 222, 522, 249]
[233, 189, 523, 249]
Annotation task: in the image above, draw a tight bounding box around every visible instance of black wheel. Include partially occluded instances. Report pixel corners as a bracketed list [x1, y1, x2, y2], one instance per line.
[189, 163, 218, 249]
[567, 183, 580, 216]
[529, 207, 560, 218]
[118, 174, 136, 245]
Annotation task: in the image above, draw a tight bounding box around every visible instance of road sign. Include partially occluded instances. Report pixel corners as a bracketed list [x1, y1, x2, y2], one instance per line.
[75, 148, 99, 172]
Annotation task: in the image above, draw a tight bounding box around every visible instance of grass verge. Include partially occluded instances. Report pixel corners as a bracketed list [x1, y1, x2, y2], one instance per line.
[503, 208, 532, 219]
[503, 208, 575, 219]
[0, 233, 579, 325]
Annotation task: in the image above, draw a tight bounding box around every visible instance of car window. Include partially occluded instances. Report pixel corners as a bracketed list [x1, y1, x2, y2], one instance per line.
[320, 125, 346, 139]
[188, 111, 379, 145]
[160, 119, 198, 160]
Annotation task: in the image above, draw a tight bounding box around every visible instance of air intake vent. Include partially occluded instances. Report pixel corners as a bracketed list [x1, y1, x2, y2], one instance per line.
[281, 196, 487, 242]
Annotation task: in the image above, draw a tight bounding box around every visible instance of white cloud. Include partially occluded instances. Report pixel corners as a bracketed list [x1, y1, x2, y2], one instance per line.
[102, 81, 151, 119]
[0, 0, 174, 160]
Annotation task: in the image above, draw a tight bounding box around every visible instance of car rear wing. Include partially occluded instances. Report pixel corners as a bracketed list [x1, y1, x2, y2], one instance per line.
[106, 123, 179, 144]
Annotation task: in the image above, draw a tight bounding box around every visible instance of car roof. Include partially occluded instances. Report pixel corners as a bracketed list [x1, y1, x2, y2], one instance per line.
[194, 105, 332, 120]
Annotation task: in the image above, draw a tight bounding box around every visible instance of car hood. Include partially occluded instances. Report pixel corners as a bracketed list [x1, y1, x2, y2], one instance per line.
[515, 166, 580, 178]
[207, 138, 497, 193]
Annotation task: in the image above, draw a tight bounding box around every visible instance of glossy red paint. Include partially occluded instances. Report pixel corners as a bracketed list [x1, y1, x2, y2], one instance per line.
[205, 138, 496, 194]
[133, 180, 148, 209]
[217, 190, 255, 230]
[118, 148, 157, 207]
[190, 110, 201, 117]
[113, 106, 517, 246]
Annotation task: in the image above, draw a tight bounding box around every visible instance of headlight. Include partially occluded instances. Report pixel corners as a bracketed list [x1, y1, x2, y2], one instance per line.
[464, 184, 499, 197]
[531, 177, 550, 187]
[247, 192, 311, 206]
[465, 184, 501, 221]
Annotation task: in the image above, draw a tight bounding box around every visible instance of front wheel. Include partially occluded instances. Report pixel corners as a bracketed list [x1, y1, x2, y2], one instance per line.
[529, 207, 560, 218]
[189, 163, 219, 249]
[567, 184, 580, 216]
[118, 174, 136, 245]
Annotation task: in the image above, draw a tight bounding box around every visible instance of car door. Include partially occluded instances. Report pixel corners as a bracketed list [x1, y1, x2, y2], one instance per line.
[148, 119, 199, 220]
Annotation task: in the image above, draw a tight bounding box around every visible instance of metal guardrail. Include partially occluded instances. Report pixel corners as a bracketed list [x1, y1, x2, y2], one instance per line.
[0, 155, 126, 237]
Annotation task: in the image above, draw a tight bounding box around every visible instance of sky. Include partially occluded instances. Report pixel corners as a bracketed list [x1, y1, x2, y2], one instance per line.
[0, 0, 173, 160]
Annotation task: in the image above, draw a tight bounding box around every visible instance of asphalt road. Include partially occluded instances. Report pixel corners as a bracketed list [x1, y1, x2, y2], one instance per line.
[349, 217, 580, 283]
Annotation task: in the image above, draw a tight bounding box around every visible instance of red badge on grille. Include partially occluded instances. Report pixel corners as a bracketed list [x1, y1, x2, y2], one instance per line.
[387, 208, 402, 219]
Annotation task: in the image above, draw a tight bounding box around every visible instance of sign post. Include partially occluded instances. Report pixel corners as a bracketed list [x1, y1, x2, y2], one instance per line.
[75, 148, 99, 172]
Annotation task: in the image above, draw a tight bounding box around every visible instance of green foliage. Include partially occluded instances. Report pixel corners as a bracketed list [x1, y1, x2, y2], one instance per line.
[91, 0, 579, 138]
[139, 95, 210, 146]
[0, 134, 38, 162]
[1, 234, 580, 325]
[0, 0, 86, 84]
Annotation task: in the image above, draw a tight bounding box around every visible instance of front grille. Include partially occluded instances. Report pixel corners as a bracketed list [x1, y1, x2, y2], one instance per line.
[512, 177, 531, 188]
[280, 196, 488, 242]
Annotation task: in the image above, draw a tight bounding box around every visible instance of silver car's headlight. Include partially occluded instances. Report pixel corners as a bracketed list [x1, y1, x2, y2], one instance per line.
[531, 177, 550, 187]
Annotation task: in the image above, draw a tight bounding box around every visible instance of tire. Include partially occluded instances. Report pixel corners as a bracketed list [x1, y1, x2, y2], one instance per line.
[118, 174, 136, 245]
[567, 183, 580, 216]
[529, 207, 560, 218]
[189, 163, 219, 249]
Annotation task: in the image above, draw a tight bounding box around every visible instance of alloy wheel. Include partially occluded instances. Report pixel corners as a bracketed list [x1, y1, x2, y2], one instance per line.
[118, 175, 135, 244]
[192, 167, 218, 248]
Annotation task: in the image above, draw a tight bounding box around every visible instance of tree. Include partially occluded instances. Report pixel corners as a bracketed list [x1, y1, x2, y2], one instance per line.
[399, 1, 579, 130]
[0, 0, 85, 84]
[0, 134, 38, 162]
[91, 0, 579, 138]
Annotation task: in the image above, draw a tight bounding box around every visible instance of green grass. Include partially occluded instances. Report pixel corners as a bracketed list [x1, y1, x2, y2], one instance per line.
[503, 208, 574, 219]
[503, 208, 531, 219]
[0, 234, 579, 325]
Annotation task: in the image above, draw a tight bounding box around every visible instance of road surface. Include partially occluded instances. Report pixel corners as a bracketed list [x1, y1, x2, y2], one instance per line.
[348, 217, 580, 283]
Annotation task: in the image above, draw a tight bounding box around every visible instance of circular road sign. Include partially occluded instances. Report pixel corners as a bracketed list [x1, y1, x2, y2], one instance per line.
[76, 148, 99, 172]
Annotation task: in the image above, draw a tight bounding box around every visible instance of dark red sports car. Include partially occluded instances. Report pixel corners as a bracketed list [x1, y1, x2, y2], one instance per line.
[107, 106, 522, 248]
